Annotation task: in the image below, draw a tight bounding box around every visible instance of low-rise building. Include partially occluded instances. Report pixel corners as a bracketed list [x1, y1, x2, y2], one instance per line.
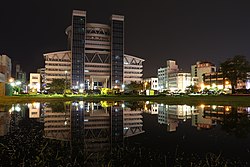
[191, 61, 216, 88]
[29, 73, 41, 93]
[143, 77, 158, 90]
[168, 72, 192, 93]
[203, 72, 231, 92]
[157, 60, 179, 91]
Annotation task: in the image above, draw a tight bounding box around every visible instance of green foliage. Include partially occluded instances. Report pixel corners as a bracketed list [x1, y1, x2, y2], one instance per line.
[125, 81, 143, 95]
[186, 85, 199, 94]
[47, 79, 69, 94]
[220, 55, 250, 94]
[47, 102, 65, 112]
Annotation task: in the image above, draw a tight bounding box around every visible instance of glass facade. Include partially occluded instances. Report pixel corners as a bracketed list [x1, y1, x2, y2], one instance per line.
[71, 102, 85, 142]
[71, 13, 86, 88]
[111, 17, 124, 88]
[111, 105, 123, 143]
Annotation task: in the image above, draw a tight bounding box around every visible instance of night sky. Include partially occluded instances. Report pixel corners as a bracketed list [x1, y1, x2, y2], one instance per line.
[1, 0, 250, 78]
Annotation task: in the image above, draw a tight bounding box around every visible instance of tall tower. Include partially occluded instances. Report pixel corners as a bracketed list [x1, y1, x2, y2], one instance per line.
[71, 10, 86, 89]
[111, 15, 124, 89]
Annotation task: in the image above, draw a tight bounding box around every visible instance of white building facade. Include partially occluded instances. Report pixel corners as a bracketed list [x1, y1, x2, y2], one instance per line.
[168, 72, 192, 93]
[29, 73, 41, 92]
[143, 77, 158, 90]
[157, 60, 179, 92]
[44, 51, 71, 85]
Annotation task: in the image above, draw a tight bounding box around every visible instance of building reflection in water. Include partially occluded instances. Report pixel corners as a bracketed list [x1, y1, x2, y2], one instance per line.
[28, 102, 40, 119]
[143, 101, 158, 114]
[192, 105, 218, 130]
[147, 103, 250, 132]
[2, 101, 250, 165]
[158, 104, 194, 132]
[43, 102, 71, 141]
[0, 105, 10, 136]
[43, 101, 144, 165]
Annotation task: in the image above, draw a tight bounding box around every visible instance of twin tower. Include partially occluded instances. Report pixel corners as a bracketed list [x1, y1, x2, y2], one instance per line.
[44, 10, 144, 90]
[66, 10, 124, 90]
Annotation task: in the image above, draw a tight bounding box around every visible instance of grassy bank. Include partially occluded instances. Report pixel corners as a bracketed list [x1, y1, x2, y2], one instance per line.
[1, 94, 250, 106]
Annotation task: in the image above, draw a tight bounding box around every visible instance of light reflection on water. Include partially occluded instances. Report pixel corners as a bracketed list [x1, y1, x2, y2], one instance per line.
[144, 102, 250, 133]
[1, 101, 250, 165]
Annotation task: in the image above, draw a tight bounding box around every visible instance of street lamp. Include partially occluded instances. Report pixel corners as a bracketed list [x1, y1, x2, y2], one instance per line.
[79, 83, 84, 93]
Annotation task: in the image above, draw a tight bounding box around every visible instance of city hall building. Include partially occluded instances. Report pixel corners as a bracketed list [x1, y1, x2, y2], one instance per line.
[44, 10, 144, 90]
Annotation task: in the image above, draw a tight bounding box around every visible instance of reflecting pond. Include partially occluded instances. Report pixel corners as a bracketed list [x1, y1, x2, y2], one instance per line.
[1, 101, 250, 166]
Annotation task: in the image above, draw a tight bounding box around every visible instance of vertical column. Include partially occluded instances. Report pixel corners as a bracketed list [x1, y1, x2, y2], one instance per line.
[71, 10, 86, 89]
[105, 78, 108, 88]
[111, 103, 124, 144]
[111, 15, 124, 89]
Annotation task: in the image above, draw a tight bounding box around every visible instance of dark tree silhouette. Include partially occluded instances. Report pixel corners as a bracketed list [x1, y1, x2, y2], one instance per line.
[125, 81, 143, 95]
[47, 79, 69, 94]
[221, 107, 250, 138]
[220, 55, 250, 94]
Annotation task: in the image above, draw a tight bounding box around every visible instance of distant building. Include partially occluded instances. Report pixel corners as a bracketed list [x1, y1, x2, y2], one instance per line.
[191, 61, 216, 87]
[0, 73, 5, 83]
[37, 68, 46, 90]
[203, 72, 231, 91]
[168, 72, 192, 93]
[44, 10, 144, 90]
[0, 55, 11, 81]
[157, 60, 179, 91]
[29, 73, 41, 93]
[143, 77, 158, 90]
[157, 67, 167, 91]
[15, 64, 26, 83]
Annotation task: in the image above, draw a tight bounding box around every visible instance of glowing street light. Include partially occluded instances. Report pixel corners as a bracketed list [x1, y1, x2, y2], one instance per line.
[16, 81, 21, 86]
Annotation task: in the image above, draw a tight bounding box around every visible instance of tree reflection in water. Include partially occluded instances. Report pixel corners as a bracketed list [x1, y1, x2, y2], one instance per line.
[221, 107, 250, 138]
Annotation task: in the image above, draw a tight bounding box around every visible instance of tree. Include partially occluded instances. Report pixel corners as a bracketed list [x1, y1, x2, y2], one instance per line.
[185, 85, 199, 94]
[125, 81, 143, 95]
[221, 107, 250, 138]
[47, 79, 69, 94]
[220, 55, 250, 94]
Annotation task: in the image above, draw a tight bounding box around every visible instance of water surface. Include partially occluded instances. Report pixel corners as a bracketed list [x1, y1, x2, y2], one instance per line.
[0, 101, 249, 166]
